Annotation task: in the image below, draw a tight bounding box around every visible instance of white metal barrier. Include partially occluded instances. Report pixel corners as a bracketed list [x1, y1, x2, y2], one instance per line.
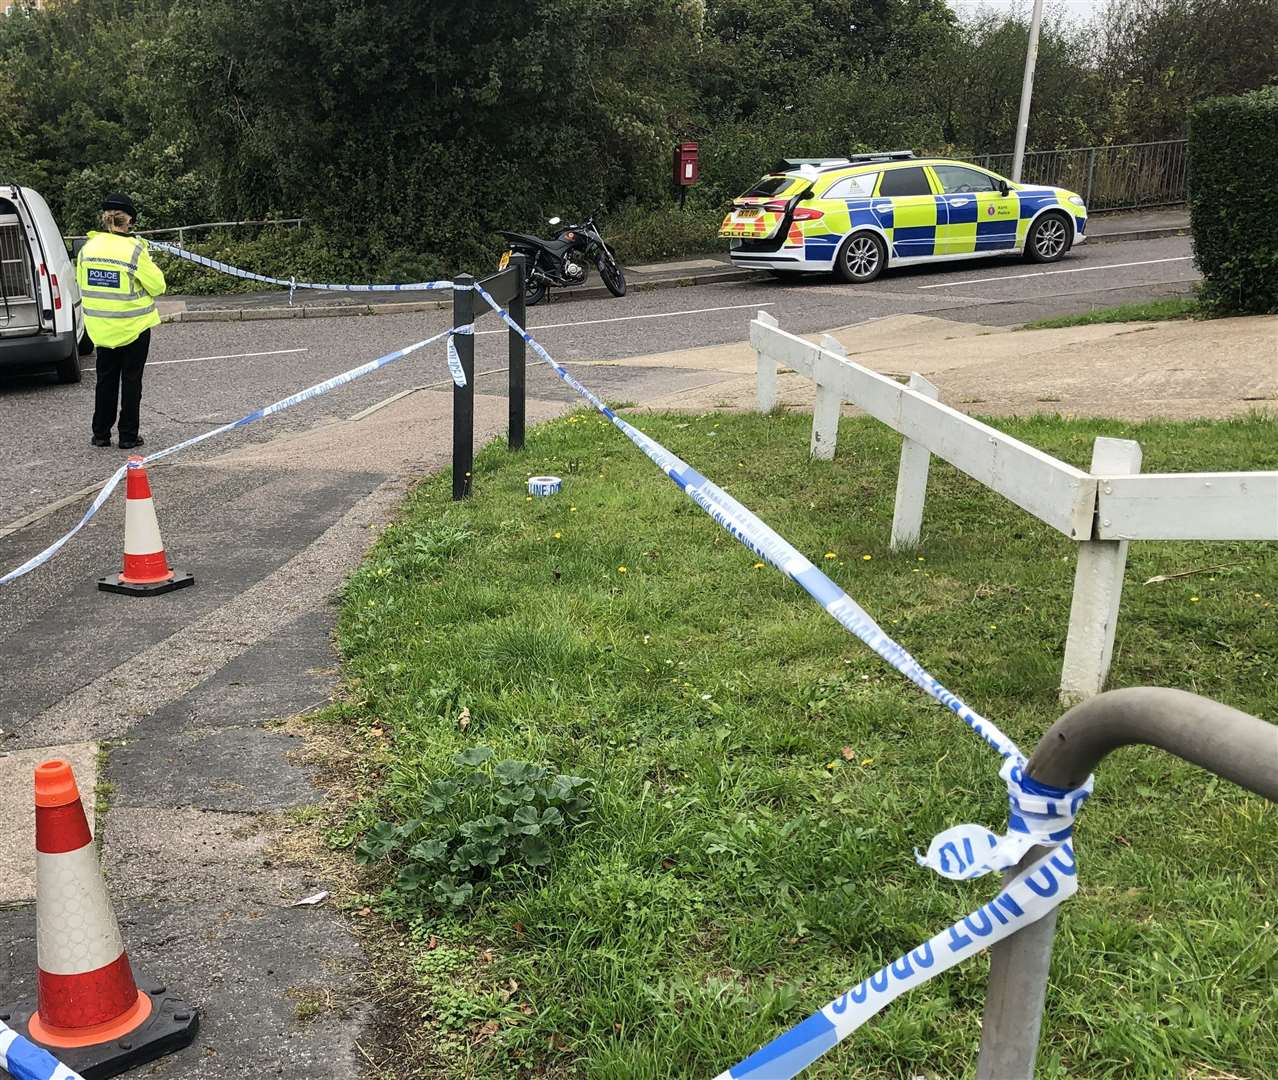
[752, 312, 1278, 701]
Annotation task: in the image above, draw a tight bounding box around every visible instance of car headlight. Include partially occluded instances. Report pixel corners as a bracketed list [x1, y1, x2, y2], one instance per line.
[1068, 195, 1086, 208]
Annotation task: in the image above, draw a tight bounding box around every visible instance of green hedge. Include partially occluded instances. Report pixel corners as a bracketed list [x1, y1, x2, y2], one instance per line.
[1187, 87, 1278, 314]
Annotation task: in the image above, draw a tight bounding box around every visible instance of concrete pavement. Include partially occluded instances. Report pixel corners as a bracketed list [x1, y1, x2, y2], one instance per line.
[626, 312, 1278, 420]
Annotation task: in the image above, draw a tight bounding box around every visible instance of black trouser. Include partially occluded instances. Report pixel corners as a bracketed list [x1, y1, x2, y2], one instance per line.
[92, 329, 150, 443]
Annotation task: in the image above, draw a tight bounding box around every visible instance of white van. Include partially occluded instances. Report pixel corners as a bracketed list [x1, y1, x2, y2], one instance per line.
[0, 184, 90, 383]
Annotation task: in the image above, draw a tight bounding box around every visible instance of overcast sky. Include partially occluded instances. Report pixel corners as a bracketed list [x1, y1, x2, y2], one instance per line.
[950, 0, 1110, 20]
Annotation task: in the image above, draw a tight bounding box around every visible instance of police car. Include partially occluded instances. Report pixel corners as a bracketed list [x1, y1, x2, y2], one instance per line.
[720, 151, 1087, 283]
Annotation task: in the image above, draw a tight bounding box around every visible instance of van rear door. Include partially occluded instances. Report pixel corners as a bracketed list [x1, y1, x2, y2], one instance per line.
[0, 202, 41, 338]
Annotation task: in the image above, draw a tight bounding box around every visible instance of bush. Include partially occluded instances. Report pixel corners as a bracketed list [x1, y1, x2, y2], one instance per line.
[353, 746, 591, 912]
[607, 200, 725, 265]
[1187, 87, 1278, 314]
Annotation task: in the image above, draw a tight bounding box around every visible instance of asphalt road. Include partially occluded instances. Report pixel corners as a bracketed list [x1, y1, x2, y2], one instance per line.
[0, 234, 1195, 531]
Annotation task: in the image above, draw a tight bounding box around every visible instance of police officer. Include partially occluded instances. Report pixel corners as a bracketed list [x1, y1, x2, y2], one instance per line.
[76, 193, 166, 449]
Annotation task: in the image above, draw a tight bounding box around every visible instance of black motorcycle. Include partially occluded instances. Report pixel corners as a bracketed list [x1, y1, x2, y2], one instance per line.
[496, 212, 627, 306]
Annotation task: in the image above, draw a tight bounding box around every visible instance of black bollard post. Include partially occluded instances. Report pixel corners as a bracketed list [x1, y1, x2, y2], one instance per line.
[507, 255, 527, 451]
[452, 273, 475, 500]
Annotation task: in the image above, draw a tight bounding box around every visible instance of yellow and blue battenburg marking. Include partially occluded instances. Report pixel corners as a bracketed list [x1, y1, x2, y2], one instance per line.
[721, 157, 1087, 272]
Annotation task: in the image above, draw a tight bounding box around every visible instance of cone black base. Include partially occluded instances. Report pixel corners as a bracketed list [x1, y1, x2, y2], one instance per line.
[97, 571, 194, 596]
[0, 977, 198, 1079]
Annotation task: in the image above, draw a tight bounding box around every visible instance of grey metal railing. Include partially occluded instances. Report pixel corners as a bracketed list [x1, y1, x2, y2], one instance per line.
[976, 687, 1278, 1079]
[961, 140, 1187, 211]
[65, 217, 303, 244]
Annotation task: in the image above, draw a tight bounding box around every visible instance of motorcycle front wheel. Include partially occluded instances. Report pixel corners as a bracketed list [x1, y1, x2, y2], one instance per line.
[597, 253, 627, 298]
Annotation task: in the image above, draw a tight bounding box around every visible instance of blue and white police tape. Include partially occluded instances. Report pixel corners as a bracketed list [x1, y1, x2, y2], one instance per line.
[0, 1020, 86, 1080]
[446, 324, 473, 388]
[473, 281, 1094, 848]
[1, 325, 467, 586]
[467, 281, 1095, 1074]
[713, 845, 1079, 1080]
[527, 476, 562, 496]
[471, 283, 1020, 760]
[917, 757, 1093, 882]
[149, 241, 460, 294]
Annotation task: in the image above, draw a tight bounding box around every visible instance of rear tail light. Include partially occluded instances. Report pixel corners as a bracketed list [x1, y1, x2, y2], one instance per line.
[761, 200, 790, 214]
[792, 207, 824, 221]
[50, 271, 63, 311]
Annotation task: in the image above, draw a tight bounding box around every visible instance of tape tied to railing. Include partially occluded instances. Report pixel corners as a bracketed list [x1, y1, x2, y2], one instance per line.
[917, 759, 1093, 881]
[0, 1019, 86, 1080]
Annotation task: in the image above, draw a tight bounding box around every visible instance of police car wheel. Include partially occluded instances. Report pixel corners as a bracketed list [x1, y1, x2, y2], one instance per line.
[835, 232, 885, 284]
[1026, 212, 1071, 263]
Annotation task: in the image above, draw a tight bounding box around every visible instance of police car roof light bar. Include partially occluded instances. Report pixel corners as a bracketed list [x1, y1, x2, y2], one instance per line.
[775, 158, 850, 171]
[847, 150, 916, 163]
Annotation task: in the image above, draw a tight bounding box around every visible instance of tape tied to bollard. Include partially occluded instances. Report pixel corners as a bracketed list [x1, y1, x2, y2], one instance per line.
[527, 476, 562, 496]
[0, 1019, 86, 1080]
[446, 324, 473, 388]
[467, 280, 1096, 1078]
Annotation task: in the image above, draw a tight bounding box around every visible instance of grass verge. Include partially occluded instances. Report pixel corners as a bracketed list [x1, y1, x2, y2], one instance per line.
[329, 409, 1277, 1080]
[1021, 296, 1202, 330]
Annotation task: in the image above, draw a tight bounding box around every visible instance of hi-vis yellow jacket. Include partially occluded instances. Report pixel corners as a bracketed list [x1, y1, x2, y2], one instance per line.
[75, 231, 166, 349]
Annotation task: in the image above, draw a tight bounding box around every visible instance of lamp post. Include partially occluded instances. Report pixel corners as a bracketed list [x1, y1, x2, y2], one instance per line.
[1011, 0, 1045, 183]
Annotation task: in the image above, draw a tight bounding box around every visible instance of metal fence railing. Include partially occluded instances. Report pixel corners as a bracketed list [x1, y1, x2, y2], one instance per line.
[65, 217, 304, 244]
[961, 140, 1187, 212]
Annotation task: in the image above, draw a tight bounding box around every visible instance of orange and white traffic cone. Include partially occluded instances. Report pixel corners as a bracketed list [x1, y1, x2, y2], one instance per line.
[97, 458, 193, 596]
[0, 761, 198, 1075]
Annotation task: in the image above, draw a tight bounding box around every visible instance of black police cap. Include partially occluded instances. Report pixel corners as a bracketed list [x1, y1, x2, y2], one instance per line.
[102, 192, 138, 218]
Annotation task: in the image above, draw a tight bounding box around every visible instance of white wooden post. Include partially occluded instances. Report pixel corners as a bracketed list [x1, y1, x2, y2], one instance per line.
[810, 334, 846, 460]
[890, 372, 939, 550]
[755, 310, 779, 413]
[1060, 437, 1143, 703]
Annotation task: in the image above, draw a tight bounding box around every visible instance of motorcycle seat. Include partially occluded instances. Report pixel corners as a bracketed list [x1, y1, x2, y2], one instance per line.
[499, 231, 572, 256]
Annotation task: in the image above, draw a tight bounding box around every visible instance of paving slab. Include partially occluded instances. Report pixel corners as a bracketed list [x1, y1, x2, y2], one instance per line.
[102, 808, 314, 906]
[0, 741, 98, 905]
[128, 610, 336, 737]
[108, 725, 319, 813]
[0, 466, 382, 748]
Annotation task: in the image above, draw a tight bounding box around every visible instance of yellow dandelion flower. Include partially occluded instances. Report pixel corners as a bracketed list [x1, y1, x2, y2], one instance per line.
[824, 552, 837, 560]
[618, 565, 628, 573]
[862, 554, 872, 561]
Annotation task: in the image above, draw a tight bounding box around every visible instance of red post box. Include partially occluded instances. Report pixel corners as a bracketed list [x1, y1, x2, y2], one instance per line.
[674, 142, 699, 187]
